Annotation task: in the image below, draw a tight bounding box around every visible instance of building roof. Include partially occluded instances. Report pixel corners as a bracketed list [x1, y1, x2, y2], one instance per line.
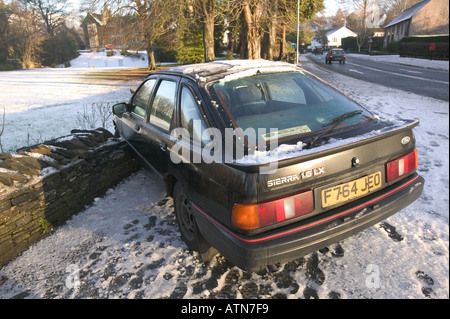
[385, 0, 431, 28]
[326, 26, 357, 37]
[81, 13, 104, 27]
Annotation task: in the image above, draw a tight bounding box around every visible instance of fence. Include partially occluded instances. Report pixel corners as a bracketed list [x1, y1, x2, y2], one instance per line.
[399, 41, 449, 60]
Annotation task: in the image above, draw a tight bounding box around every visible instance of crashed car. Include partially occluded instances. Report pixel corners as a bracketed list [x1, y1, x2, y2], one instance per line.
[112, 59, 424, 271]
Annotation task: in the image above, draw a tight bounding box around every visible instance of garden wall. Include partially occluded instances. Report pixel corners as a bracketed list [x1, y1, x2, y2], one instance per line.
[0, 128, 140, 266]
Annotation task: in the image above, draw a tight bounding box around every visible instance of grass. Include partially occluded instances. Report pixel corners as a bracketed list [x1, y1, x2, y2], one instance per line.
[79, 65, 181, 82]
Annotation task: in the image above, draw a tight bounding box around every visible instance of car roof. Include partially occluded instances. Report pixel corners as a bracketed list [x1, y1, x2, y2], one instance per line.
[156, 59, 302, 84]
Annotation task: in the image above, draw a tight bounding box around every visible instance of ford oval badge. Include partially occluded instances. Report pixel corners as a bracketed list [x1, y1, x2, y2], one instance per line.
[401, 136, 411, 145]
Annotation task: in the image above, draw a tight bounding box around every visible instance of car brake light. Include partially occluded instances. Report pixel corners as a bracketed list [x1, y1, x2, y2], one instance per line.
[386, 149, 418, 182]
[343, 55, 347, 58]
[329, 55, 333, 58]
[232, 190, 314, 231]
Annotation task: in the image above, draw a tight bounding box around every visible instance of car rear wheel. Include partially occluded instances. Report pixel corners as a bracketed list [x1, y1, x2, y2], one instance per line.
[173, 183, 217, 261]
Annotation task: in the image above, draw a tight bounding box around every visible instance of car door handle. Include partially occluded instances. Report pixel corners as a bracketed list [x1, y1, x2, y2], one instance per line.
[135, 124, 141, 132]
[160, 141, 167, 151]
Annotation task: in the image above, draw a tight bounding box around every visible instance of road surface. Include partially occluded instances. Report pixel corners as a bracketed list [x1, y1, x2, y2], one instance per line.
[307, 53, 449, 101]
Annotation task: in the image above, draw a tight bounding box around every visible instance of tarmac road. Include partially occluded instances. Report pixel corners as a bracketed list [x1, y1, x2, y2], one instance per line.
[307, 53, 449, 101]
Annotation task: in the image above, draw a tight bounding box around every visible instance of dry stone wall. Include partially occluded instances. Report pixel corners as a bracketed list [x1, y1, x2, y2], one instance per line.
[0, 128, 140, 266]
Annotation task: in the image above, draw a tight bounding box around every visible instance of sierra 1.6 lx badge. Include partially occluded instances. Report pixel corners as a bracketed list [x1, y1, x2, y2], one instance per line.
[267, 166, 325, 188]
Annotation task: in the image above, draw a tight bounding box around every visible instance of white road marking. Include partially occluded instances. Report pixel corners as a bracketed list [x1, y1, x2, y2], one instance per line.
[346, 62, 449, 85]
[399, 68, 423, 74]
[349, 69, 364, 75]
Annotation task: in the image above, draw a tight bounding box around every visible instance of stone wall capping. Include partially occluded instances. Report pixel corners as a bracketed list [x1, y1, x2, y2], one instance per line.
[0, 128, 140, 266]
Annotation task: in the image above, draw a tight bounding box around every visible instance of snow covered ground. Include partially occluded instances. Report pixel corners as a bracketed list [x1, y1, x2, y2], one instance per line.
[0, 52, 448, 299]
[0, 51, 149, 153]
[70, 50, 149, 69]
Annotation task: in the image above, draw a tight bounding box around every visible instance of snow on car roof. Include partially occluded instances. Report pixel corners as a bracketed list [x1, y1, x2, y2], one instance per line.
[162, 59, 300, 83]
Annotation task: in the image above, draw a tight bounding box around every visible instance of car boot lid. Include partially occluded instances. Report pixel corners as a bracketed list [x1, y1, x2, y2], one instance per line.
[231, 118, 419, 169]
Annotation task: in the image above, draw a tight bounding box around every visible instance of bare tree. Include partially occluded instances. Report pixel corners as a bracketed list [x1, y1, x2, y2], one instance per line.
[26, 0, 69, 36]
[192, 0, 218, 62]
[340, 0, 387, 51]
[117, 0, 180, 69]
[383, 0, 422, 24]
[273, 0, 325, 61]
[0, 0, 10, 64]
[355, 0, 370, 52]
[8, 1, 44, 68]
[226, 0, 324, 60]
[384, 0, 422, 16]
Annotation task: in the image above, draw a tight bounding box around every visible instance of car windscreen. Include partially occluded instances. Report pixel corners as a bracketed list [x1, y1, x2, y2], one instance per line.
[209, 71, 373, 144]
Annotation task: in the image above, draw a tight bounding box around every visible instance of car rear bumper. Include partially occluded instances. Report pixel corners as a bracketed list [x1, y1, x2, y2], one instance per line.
[191, 173, 424, 272]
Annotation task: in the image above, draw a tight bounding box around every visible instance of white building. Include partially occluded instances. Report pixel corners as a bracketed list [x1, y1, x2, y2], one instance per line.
[311, 26, 357, 49]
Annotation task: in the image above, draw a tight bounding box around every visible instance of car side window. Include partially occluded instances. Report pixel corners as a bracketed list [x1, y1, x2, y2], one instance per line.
[180, 86, 208, 144]
[149, 80, 176, 132]
[130, 79, 156, 117]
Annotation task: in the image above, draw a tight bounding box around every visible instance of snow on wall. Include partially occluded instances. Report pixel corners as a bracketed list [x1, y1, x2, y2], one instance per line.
[0, 129, 140, 266]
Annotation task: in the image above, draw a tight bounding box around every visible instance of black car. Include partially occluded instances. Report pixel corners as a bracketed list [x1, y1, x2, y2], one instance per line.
[326, 49, 347, 64]
[112, 60, 424, 271]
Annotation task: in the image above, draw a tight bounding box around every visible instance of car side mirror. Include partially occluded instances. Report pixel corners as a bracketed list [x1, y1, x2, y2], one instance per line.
[112, 102, 128, 115]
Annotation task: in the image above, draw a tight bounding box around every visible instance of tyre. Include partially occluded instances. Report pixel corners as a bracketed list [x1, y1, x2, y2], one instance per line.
[173, 183, 217, 261]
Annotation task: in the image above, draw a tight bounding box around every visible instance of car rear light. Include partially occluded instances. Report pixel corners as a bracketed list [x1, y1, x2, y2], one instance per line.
[232, 190, 314, 231]
[343, 55, 347, 58]
[386, 149, 418, 182]
[329, 55, 333, 58]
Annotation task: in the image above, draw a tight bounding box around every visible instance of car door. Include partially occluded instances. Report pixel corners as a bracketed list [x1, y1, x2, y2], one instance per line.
[140, 76, 179, 176]
[119, 77, 157, 163]
[175, 80, 230, 210]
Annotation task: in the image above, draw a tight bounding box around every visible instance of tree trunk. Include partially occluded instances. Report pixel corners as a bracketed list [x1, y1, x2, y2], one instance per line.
[262, 2, 277, 61]
[203, 17, 215, 62]
[279, 23, 286, 61]
[267, 19, 276, 60]
[240, 2, 262, 60]
[147, 42, 157, 70]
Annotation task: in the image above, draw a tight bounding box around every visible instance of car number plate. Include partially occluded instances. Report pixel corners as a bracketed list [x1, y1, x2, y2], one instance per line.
[321, 171, 382, 208]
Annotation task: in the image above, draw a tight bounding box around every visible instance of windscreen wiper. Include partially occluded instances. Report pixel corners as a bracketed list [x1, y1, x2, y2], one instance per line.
[321, 110, 363, 127]
[309, 110, 363, 147]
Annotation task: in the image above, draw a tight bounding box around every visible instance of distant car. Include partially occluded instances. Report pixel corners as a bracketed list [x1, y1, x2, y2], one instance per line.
[326, 48, 347, 64]
[312, 48, 323, 55]
[106, 45, 115, 50]
[112, 60, 424, 271]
